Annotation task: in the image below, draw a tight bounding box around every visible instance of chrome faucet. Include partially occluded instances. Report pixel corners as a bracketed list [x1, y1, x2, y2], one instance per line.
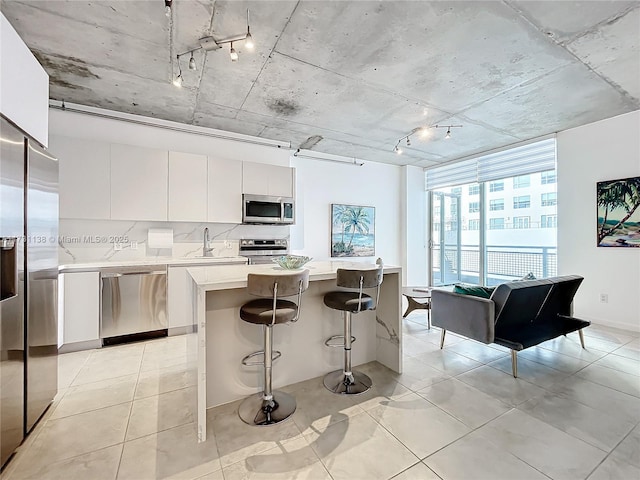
[203, 227, 213, 257]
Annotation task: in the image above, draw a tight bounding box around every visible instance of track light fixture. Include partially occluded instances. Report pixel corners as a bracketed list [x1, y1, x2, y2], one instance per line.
[393, 124, 463, 152]
[164, 0, 172, 18]
[172, 54, 182, 87]
[230, 42, 238, 62]
[171, 8, 255, 86]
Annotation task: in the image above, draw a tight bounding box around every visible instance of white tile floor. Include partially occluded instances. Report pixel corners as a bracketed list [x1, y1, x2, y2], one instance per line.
[3, 314, 640, 480]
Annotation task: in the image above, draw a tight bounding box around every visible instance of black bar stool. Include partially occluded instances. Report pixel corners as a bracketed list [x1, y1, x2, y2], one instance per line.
[323, 259, 383, 395]
[238, 269, 309, 426]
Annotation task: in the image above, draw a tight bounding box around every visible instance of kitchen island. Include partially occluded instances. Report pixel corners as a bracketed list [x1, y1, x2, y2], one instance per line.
[187, 260, 403, 441]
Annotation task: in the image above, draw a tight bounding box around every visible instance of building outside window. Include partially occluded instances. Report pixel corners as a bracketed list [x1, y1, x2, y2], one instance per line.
[489, 181, 504, 192]
[489, 218, 505, 230]
[489, 198, 504, 211]
[541, 171, 556, 184]
[513, 216, 530, 229]
[513, 195, 531, 209]
[513, 175, 530, 189]
[426, 137, 557, 287]
[541, 214, 557, 228]
[541, 192, 557, 206]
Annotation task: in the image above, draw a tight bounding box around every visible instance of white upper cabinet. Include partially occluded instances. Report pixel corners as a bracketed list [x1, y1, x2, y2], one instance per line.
[110, 144, 168, 221]
[242, 161, 295, 197]
[51, 136, 111, 219]
[168, 151, 207, 222]
[208, 157, 242, 223]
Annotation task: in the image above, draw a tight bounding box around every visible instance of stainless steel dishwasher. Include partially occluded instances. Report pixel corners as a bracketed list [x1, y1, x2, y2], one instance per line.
[100, 265, 168, 345]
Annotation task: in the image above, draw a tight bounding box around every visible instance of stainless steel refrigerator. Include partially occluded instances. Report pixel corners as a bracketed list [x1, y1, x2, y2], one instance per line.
[1, 115, 58, 468]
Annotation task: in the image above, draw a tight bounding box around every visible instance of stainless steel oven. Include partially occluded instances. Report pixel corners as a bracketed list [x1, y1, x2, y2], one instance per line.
[239, 238, 289, 264]
[243, 194, 294, 224]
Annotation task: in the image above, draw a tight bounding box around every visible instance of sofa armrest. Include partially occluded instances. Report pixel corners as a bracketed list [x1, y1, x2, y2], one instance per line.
[431, 289, 495, 343]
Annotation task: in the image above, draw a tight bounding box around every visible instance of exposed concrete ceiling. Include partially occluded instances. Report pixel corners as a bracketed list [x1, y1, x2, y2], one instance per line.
[2, 0, 639, 167]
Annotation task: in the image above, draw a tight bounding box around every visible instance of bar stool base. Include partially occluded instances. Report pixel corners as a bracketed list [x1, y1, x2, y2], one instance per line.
[323, 370, 372, 395]
[238, 391, 296, 426]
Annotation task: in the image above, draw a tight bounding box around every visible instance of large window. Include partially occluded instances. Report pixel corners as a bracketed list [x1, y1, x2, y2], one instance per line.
[489, 218, 505, 230]
[513, 175, 530, 189]
[541, 214, 557, 228]
[489, 181, 504, 192]
[541, 192, 557, 206]
[513, 216, 530, 229]
[514, 195, 531, 209]
[427, 137, 557, 287]
[541, 171, 556, 184]
[489, 199, 504, 211]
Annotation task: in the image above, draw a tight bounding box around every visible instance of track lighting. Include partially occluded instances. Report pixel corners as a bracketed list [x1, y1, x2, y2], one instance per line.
[164, 0, 172, 18]
[172, 54, 182, 87]
[170, 8, 255, 85]
[245, 32, 254, 50]
[245, 9, 254, 49]
[392, 124, 463, 152]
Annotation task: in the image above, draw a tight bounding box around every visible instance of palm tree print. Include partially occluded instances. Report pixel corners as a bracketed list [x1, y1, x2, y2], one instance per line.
[597, 177, 640, 246]
[331, 204, 375, 257]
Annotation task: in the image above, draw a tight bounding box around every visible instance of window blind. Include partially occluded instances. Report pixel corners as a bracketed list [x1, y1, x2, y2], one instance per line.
[425, 137, 556, 190]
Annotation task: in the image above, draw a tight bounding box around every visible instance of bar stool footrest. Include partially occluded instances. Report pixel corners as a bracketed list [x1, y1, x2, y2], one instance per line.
[241, 350, 282, 367]
[238, 390, 296, 426]
[324, 335, 356, 348]
[323, 369, 372, 395]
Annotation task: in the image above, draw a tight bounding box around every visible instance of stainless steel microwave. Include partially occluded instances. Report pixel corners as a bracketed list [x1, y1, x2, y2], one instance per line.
[242, 194, 295, 224]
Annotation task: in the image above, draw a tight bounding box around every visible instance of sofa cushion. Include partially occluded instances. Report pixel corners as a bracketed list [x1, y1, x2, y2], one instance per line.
[453, 283, 495, 299]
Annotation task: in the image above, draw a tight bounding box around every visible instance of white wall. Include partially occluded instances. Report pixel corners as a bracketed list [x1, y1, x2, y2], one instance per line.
[290, 156, 402, 266]
[48, 107, 290, 166]
[0, 13, 49, 146]
[401, 166, 428, 285]
[557, 110, 640, 332]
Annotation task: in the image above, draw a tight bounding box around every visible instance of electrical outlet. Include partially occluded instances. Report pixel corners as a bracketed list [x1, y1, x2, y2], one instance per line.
[600, 293, 608, 303]
[114, 242, 123, 251]
[225, 240, 232, 249]
[130, 241, 138, 250]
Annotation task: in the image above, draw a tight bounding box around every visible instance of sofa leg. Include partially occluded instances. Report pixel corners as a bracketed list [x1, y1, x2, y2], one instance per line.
[440, 329, 446, 349]
[511, 350, 518, 378]
[578, 329, 585, 349]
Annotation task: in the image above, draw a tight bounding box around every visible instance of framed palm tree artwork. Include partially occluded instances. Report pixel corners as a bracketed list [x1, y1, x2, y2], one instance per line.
[597, 176, 640, 247]
[331, 204, 375, 257]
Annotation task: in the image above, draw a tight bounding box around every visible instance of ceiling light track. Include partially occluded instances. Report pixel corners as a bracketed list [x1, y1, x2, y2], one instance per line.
[293, 149, 364, 167]
[393, 124, 463, 154]
[49, 101, 291, 150]
[171, 8, 255, 86]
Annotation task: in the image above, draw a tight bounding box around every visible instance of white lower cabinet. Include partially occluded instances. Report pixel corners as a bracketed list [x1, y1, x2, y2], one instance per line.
[60, 272, 100, 349]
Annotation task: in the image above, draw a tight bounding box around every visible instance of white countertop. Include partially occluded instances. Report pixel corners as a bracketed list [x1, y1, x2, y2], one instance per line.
[188, 261, 402, 291]
[58, 256, 248, 273]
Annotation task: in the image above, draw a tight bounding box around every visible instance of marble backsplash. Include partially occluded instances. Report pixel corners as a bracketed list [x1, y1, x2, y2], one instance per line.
[59, 219, 289, 264]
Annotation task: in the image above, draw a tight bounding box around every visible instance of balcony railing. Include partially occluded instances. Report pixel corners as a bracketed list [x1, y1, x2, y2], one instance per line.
[432, 244, 557, 286]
